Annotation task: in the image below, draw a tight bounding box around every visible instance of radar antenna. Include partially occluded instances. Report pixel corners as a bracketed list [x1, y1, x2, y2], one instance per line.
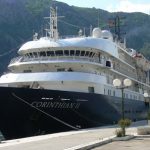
[108, 15, 126, 42]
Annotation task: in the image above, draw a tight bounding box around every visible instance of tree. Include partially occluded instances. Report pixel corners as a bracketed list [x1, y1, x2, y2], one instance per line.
[116, 118, 131, 137]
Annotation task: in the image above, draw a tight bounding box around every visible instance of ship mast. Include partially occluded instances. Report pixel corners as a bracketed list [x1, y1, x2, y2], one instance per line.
[45, 7, 58, 41]
[50, 7, 58, 40]
[108, 15, 126, 42]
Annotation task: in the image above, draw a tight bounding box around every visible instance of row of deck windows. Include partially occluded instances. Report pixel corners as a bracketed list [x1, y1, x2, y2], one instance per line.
[104, 88, 140, 100]
[25, 50, 98, 58]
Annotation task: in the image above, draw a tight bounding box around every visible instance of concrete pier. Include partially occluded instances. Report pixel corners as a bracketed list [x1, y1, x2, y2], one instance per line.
[0, 120, 148, 150]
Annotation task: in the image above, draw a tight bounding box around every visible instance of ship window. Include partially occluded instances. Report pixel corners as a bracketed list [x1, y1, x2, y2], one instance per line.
[33, 52, 38, 58]
[27, 53, 31, 57]
[70, 50, 75, 56]
[47, 51, 54, 56]
[130, 95, 132, 99]
[92, 53, 95, 58]
[55, 50, 63, 56]
[108, 89, 111, 95]
[40, 51, 46, 57]
[106, 61, 111, 67]
[25, 54, 29, 57]
[22, 85, 30, 88]
[23, 70, 32, 73]
[81, 51, 85, 56]
[138, 95, 141, 100]
[88, 87, 94, 93]
[29, 53, 33, 57]
[64, 50, 69, 56]
[113, 91, 115, 96]
[89, 52, 93, 57]
[76, 50, 80, 56]
[57, 68, 65, 72]
[68, 68, 73, 71]
[85, 51, 89, 56]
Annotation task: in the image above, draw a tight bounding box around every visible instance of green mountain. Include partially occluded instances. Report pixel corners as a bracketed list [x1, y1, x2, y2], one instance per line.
[0, 0, 150, 74]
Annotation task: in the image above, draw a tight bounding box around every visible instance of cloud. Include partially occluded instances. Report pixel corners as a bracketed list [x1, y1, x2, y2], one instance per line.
[107, 0, 150, 14]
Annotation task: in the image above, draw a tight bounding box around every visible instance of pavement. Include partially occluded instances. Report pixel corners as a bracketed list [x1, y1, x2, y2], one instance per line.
[0, 120, 148, 150]
[92, 136, 150, 150]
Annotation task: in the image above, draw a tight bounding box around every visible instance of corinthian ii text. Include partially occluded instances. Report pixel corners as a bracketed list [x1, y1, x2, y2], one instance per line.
[31, 101, 80, 109]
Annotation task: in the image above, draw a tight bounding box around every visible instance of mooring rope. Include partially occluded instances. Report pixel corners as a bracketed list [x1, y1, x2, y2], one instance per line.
[12, 92, 79, 130]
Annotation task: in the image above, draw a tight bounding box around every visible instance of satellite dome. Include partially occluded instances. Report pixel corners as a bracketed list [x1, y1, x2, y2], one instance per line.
[102, 30, 113, 41]
[92, 28, 102, 38]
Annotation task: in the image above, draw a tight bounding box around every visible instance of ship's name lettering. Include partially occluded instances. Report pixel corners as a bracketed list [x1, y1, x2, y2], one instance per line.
[31, 101, 80, 109]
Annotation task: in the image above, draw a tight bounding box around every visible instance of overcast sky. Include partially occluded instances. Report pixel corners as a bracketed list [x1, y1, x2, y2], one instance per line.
[57, 0, 150, 14]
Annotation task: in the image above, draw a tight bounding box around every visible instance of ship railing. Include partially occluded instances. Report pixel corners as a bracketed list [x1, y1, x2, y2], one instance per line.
[9, 55, 103, 65]
[9, 56, 23, 64]
[113, 66, 148, 84]
[114, 66, 137, 80]
[59, 35, 84, 39]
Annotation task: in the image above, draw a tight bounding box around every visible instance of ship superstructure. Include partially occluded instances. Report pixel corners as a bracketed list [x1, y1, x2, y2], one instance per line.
[0, 7, 149, 140]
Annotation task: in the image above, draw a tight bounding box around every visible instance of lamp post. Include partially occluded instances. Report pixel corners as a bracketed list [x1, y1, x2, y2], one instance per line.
[144, 92, 150, 125]
[144, 92, 150, 113]
[113, 78, 132, 120]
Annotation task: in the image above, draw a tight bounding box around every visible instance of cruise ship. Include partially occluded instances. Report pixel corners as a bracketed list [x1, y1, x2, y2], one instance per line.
[0, 7, 149, 140]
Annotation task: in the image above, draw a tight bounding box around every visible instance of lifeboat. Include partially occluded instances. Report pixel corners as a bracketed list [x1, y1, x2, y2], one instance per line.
[133, 52, 150, 71]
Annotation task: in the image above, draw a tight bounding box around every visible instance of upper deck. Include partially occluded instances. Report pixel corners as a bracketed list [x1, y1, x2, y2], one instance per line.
[18, 36, 118, 58]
